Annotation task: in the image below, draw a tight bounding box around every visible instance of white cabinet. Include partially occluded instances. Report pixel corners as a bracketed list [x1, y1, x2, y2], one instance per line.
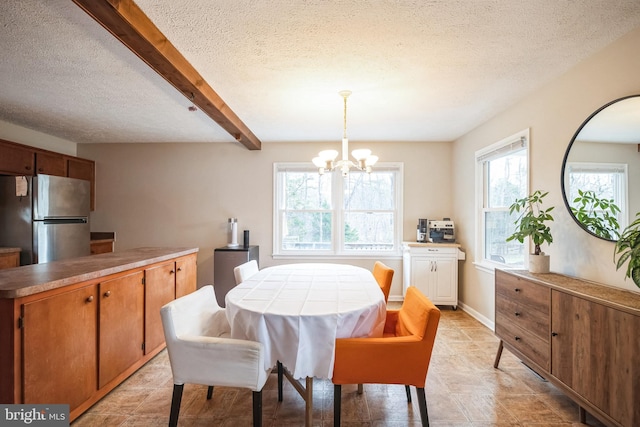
[402, 243, 464, 309]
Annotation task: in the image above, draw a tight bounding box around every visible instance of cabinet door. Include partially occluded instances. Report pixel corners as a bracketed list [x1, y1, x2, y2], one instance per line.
[35, 152, 66, 176]
[144, 261, 176, 354]
[551, 290, 640, 426]
[175, 255, 197, 298]
[22, 285, 97, 409]
[410, 256, 432, 298]
[432, 257, 455, 301]
[99, 272, 144, 388]
[0, 141, 34, 175]
[67, 157, 95, 211]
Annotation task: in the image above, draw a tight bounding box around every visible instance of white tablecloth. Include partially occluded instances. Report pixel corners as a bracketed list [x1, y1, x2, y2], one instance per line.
[225, 263, 386, 379]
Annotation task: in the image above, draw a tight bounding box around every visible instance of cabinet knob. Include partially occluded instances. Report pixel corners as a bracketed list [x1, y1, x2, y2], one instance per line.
[25, 166, 31, 171]
[514, 312, 521, 317]
[514, 336, 521, 341]
[86, 295, 94, 303]
[551, 332, 558, 337]
[104, 290, 111, 298]
[514, 288, 521, 292]
[170, 270, 175, 275]
[177, 267, 182, 272]
[38, 168, 44, 172]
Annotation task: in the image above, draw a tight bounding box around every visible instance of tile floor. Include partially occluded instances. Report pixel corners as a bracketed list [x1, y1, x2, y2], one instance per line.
[72, 307, 608, 426]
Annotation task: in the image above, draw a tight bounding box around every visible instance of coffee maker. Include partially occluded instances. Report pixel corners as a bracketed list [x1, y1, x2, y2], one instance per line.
[416, 219, 428, 242]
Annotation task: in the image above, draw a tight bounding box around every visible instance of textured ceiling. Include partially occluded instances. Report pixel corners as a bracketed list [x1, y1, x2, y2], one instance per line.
[0, 0, 639, 145]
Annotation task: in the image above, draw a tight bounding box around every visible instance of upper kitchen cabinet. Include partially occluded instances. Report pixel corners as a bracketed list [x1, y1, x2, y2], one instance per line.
[67, 157, 96, 210]
[0, 140, 34, 175]
[35, 151, 66, 176]
[0, 138, 96, 210]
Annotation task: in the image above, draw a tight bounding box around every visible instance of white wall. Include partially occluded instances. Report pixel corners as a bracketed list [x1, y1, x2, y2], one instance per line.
[0, 119, 77, 156]
[78, 140, 453, 298]
[452, 27, 640, 326]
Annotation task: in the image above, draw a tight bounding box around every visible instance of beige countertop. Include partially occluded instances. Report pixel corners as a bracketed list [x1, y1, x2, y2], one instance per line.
[0, 247, 21, 254]
[402, 241, 461, 248]
[0, 247, 198, 299]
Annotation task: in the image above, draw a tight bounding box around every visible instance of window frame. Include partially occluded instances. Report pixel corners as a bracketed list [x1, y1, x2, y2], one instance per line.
[273, 162, 403, 259]
[475, 129, 530, 272]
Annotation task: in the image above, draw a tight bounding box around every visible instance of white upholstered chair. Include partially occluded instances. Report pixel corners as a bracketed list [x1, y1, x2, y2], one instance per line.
[233, 259, 259, 284]
[160, 285, 270, 427]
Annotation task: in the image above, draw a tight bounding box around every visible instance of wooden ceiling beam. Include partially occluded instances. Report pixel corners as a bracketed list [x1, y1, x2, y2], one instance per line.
[72, 0, 261, 150]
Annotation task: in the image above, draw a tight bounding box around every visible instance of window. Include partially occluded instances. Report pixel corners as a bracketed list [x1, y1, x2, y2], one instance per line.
[274, 163, 403, 257]
[475, 129, 529, 268]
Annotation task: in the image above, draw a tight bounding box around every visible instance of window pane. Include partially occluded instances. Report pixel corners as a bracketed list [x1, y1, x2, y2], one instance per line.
[487, 151, 527, 208]
[282, 212, 332, 250]
[485, 210, 524, 267]
[344, 212, 394, 251]
[344, 172, 394, 210]
[282, 172, 331, 210]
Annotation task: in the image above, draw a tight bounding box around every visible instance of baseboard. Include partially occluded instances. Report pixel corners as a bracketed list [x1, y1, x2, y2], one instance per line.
[456, 301, 494, 331]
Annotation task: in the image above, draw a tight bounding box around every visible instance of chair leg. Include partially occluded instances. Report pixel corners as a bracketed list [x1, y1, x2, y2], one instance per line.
[334, 384, 342, 426]
[405, 385, 412, 403]
[207, 385, 214, 400]
[416, 387, 429, 427]
[277, 361, 284, 402]
[252, 390, 262, 427]
[357, 383, 363, 394]
[169, 384, 183, 427]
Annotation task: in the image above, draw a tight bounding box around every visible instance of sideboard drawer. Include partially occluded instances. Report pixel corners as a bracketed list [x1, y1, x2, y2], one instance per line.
[496, 296, 549, 341]
[495, 317, 549, 371]
[495, 270, 549, 314]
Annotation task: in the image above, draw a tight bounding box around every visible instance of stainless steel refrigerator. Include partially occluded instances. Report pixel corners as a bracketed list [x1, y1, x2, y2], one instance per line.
[0, 174, 90, 265]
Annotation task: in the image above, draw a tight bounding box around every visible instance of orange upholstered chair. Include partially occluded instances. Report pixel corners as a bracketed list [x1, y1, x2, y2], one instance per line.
[332, 286, 441, 426]
[373, 261, 394, 303]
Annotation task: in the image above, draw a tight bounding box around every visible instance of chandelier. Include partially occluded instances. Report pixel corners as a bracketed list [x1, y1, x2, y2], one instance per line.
[312, 90, 378, 176]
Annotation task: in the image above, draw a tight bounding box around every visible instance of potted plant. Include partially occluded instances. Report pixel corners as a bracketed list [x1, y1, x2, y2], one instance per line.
[506, 190, 555, 273]
[614, 212, 640, 288]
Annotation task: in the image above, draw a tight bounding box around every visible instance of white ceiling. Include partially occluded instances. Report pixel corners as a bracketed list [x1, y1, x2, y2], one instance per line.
[1, 0, 639, 146]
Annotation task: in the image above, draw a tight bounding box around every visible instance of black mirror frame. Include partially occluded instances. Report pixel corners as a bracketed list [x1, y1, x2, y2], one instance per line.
[560, 94, 640, 242]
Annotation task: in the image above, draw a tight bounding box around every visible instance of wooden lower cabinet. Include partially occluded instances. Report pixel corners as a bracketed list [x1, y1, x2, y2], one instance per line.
[144, 261, 177, 355]
[495, 269, 640, 427]
[98, 271, 144, 388]
[22, 285, 98, 409]
[176, 255, 197, 298]
[551, 290, 640, 426]
[0, 251, 198, 422]
[0, 250, 20, 269]
[90, 240, 114, 255]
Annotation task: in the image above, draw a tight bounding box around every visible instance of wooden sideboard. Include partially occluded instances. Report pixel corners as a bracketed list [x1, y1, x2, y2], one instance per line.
[494, 269, 640, 427]
[0, 247, 198, 422]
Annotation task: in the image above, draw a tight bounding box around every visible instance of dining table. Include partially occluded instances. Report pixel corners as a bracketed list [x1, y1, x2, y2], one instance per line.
[225, 262, 386, 426]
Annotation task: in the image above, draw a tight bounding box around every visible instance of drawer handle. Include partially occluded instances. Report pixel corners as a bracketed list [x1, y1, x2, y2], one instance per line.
[551, 332, 558, 337]
[514, 288, 521, 292]
[104, 290, 111, 298]
[86, 295, 94, 303]
[514, 312, 521, 317]
[514, 336, 521, 341]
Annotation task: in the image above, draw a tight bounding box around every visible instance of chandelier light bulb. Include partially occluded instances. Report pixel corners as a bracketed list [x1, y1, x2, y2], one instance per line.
[311, 90, 377, 175]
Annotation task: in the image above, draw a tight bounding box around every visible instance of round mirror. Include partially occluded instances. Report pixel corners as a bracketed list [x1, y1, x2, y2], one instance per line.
[561, 95, 640, 241]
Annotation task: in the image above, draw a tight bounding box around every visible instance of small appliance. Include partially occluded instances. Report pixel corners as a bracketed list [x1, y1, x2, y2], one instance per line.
[416, 219, 428, 242]
[428, 218, 456, 243]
